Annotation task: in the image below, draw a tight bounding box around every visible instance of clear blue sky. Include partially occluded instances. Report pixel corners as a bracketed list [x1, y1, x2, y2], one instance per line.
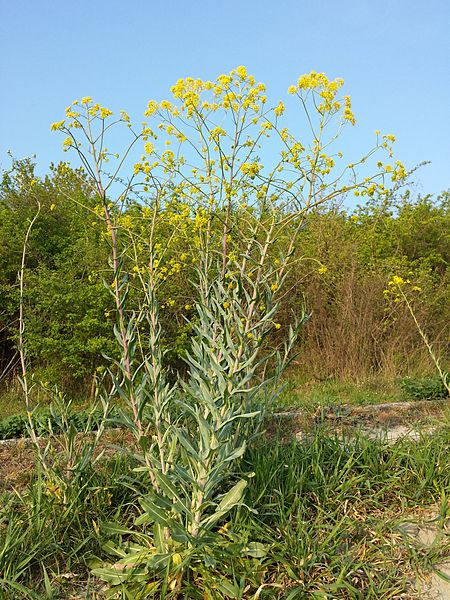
[1, 0, 449, 202]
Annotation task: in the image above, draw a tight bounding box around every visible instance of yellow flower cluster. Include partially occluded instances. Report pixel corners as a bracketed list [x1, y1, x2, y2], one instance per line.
[118, 215, 133, 230]
[391, 161, 406, 181]
[274, 101, 285, 117]
[291, 72, 344, 93]
[383, 275, 421, 302]
[389, 275, 407, 286]
[209, 126, 226, 141]
[343, 96, 356, 125]
[50, 120, 65, 131]
[120, 110, 130, 124]
[144, 67, 268, 120]
[194, 208, 208, 230]
[51, 98, 116, 137]
[287, 71, 355, 124]
[241, 161, 261, 178]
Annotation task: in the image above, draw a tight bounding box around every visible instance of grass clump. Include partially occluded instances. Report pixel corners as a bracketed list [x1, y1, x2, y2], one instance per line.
[275, 377, 404, 411]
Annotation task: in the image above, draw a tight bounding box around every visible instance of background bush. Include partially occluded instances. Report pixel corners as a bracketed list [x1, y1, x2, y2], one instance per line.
[0, 160, 448, 398]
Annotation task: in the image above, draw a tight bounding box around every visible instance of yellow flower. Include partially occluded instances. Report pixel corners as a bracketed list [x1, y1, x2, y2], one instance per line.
[235, 65, 247, 80]
[144, 142, 154, 155]
[50, 120, 65, 131]
[343, 96, 356, 125]
[144, 100, 159, 117]
[218, 74, 232, 86]
[209, 126, 226, 140]
[318, 266, 328, 275]
[241, 162, 261, 178]
[100, 107, 113, 119]
[160, 100, 173, 110]
[274, 101, 285, 117]
[50, 203, 56, 211]
[274, 323, 281, 330]
[389, 275, 405, 286]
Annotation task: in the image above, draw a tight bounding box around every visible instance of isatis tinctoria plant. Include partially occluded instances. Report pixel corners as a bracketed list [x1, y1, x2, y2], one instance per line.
[50, 67, 408, 596]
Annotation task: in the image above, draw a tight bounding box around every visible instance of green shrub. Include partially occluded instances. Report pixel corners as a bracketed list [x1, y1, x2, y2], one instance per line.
[400, 376, 449, 400]
[0, 408, 117, 440]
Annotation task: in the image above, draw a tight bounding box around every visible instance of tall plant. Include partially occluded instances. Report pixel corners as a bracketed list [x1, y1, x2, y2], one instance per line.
[50, 67, 407, 595]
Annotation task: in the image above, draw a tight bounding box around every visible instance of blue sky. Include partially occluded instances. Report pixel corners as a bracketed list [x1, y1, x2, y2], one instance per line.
[1, 0, 449, 203]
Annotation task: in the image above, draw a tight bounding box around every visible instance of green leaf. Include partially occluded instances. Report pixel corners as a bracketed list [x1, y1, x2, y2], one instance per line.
[138, 497, 173, 528]
[214, 577, 240, 598]
[224, 441, 247, 462]
[91, 566, 129, 585]
[101, 521, 136, 536]
[217, 479, 248, 513]
[155, 472, 192, 516]
[242, 541, 268, 558]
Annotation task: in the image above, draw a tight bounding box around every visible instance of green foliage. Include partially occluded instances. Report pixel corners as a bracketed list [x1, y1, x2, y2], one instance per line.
[1, 156, 448, 392]
[91, 274, 301, 595]
[277, 191, 450, 380]
[0, 405, 120, 440]
[0, 159, 115, 388]
[400, 376, 449, 401]
[0, 414, 27, 439]
[0, 453, 137, 599]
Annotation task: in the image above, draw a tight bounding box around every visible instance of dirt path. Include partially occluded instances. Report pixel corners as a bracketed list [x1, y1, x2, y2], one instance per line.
[1, 399, 448, 491]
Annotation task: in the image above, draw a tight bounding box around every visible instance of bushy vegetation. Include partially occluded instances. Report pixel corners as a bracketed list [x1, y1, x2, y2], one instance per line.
[0, 406, 116, 441]
[1, 162, 448, 395]
[400, 376, 449, 401]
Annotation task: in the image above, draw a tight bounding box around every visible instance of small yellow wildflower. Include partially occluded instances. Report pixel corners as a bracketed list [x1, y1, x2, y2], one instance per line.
[274, 101, 285, 117]
[235, 65, 247, 80]
[389, 275, 405, 286]
[50, 120, 65, 131]
[144, 100, 159, 117]
[100, 107, 113, 119]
